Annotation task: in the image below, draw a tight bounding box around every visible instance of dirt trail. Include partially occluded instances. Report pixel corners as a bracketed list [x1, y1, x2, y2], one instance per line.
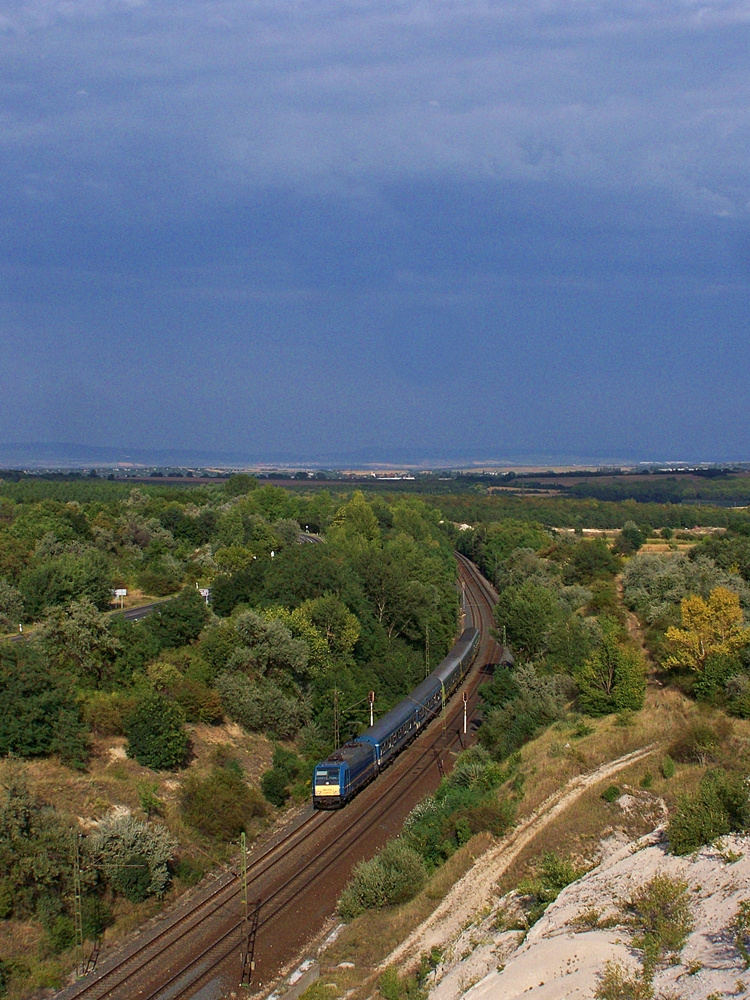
[615, 575, 649, 659]
[381, 744, 658, 972]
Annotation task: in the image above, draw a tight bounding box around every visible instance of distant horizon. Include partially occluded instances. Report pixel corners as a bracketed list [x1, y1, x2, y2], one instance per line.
[0, 440, 748, 473]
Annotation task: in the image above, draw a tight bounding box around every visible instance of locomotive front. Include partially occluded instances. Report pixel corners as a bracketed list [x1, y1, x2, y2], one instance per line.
[313, 761, 346, 808]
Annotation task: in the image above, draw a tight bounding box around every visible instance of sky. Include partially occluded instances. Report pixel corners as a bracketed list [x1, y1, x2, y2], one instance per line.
[1, 0, 749, 465]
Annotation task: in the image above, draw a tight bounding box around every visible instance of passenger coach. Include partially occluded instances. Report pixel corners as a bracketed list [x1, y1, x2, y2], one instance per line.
[313, 627, 480, 809]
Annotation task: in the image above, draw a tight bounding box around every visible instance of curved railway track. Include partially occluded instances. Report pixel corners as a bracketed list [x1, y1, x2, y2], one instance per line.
[55, 555, 502, 1000]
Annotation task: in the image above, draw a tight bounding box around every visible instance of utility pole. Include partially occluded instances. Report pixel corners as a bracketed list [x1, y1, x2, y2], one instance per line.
[239, 833, 259, 987]
[425, 620, 430, 678]
[73, 833, 84, 977]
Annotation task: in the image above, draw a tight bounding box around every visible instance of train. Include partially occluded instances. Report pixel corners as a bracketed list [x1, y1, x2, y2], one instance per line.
[312, 627, 481, 809]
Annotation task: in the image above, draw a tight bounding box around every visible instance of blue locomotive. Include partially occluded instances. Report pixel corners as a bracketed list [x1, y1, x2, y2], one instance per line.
[312, 627, 480, 809]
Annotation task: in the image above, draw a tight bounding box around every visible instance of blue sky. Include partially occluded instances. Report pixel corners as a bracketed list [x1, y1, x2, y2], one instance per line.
[1, 0, 749, 464]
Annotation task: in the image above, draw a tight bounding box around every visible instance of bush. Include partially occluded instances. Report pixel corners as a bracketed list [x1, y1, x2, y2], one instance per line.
[260, 747, 305, 807]
[601, 785, 620, 803]
[0, 645, 88, 766]
[43, 915, 75, 955]
[88, 812, 177, 899]
[81, 895, 113, 940]
[181, 766, 267, 839]
[668, 768, 750, 855]
[734, 899, 750, 969]
[378, 966, 426, 1000]
[339, 840, 426, 919]
[172, 677, 223, 724]
[668, 718, 731, 765]
[215, 672, 309, 740]
[517, 852, 585, 925]
[125, 693, 189, 770]
[80, 690, 138, 736]
[0, 777, 84, 921]
[661, 755, 675, 779]
[694, 654, 743, 705]
[624, 874, 693, 978]
[594, 961, 653, 1000]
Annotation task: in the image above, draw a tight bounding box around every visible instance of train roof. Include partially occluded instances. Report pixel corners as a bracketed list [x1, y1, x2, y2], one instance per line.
[357, 628, 480, 745]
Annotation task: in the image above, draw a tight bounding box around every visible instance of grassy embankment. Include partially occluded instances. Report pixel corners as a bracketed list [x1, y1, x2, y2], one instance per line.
[302, 685, 750, 1000]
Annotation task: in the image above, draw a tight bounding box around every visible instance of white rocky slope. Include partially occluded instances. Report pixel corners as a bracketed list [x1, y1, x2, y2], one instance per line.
[426, 829, 750, 1000]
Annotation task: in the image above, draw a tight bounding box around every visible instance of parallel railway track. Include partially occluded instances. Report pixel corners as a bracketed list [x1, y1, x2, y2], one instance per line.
[55, 555, 502, 1000]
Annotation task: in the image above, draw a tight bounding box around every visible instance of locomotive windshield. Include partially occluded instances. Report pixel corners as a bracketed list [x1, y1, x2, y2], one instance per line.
[315, 767, 340, 784]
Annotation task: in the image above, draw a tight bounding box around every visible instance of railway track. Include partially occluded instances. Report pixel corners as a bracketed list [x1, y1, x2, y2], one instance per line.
[55, 555, 502, 1000]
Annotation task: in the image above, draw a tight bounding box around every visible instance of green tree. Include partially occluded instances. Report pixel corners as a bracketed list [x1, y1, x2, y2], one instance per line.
[575, 619, 645, 715]
[19, 548, 112, 618]
[146, 587, 210, 649]
[563, 538, 621, 584]
[297, 595, 360, 660]
[38, 597, 120, 687]
[125, 693, 189, 770]
[260, 746, 305, 807]
[614, 521, 645, 556]
[329, 491, 380, 550]
[0, 645, 88, 765]
[493, 581, 566, 659]
[0, 578, 24, 630]
[223, 473, 258, 497]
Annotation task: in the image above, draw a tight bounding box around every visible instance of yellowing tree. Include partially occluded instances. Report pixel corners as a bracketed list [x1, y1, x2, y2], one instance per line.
[664, 586, 750, 672]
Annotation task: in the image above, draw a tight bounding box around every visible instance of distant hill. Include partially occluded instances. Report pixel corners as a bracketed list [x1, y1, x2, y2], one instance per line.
[0, 441, 644, 471]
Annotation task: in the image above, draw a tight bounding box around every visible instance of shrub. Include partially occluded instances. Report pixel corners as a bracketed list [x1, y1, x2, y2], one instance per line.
[81, 895, 113, 940]
[602, 785, 620, 803]
[125, 693, 189, 770]
[172, 677, 223, 724]
[518, 852, 585, 925]
[624, 874, 693, 978]
[734, 899, 750, 969]
[80, 690, 137, 736]
[181, 766, 267, 839]
[0, 777, 85, 921]
[459, 798, 516, 838]
[215, 672, 309, 740]
[661, 755, 675, 779]
[88, 811, 177, 900]
[260, 747, 305, 807]
[136, 781, 164, 818]
[668, 718, 731, 765]
[172, 855, 206, 887]
[694, 654, 743, 705]
[377, 966, 426, 1000]
[668, 768, 750, 855]
[594, 961, 653, 1000]
[43, 915, 75, 955]
[0, 645, 88, 766]
[338, 840, 426, 919]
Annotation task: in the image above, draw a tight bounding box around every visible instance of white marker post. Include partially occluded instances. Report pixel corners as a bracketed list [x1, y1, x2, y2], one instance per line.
[463, 691, 468, 735]
[368, 690, 375, 727]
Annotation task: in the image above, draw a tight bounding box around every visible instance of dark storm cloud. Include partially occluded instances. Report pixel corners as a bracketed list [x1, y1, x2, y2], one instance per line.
[0, 0, 749, 460]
